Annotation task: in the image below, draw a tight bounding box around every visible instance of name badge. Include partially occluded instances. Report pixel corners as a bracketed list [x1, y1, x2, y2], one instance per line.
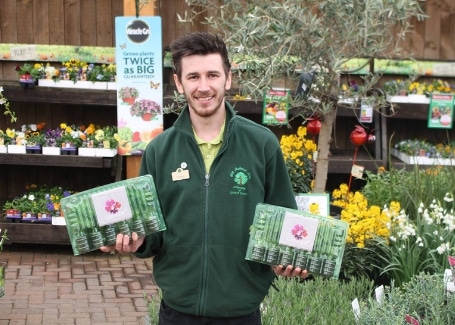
[172, 168, 190, 181]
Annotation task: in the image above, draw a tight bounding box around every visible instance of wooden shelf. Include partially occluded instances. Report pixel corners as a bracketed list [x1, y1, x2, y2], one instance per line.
[0, 220, 70, 245]
[0, 153, 118, 168]
[2, 81, 117, 106]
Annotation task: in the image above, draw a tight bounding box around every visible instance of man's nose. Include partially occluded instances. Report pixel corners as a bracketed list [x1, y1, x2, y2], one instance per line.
[197, 76, 210, 91]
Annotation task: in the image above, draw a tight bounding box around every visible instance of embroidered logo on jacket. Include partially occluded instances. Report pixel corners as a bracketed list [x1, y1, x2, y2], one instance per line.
[229, 167, 251, 196]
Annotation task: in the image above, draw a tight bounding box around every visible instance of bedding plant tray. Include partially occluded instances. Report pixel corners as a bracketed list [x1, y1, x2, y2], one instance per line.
[60, 175, 165, 255]
[245, 203, 349, 279]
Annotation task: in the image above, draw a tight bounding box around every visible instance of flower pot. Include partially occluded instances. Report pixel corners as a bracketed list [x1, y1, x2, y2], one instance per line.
[42, 146, 61, 156]
[142, 113, 154, 121]
[26, 144, 42, 154]
[7, 145, 26, 154]
[95, 148, 117, 157]
[78, 147, 97, 157]
[122, 97, 136, 105]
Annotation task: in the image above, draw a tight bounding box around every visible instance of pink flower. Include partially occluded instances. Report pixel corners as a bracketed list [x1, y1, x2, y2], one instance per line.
[105, 199, 121, 214]
[291, 224, 308, 240]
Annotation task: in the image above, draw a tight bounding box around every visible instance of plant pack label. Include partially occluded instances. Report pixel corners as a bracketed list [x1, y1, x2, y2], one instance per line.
[91, 186, 133, 227]
[278, 212, 319, 251]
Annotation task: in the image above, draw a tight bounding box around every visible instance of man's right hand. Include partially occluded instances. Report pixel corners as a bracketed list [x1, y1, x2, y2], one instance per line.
[99, 232, 145, 254]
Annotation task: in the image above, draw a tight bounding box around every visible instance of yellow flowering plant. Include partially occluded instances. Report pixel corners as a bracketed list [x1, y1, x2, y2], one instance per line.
[331, 183, 393, 282]
[279, 126, 317, 193]
[56, 123, 84, 148]
[384, 78, 452, 96]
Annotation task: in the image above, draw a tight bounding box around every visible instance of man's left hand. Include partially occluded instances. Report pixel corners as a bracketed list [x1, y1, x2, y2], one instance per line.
[272, 265, 309, 280]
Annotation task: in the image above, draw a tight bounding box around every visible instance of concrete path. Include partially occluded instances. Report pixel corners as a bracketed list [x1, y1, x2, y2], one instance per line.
[0, 244, 159, 325]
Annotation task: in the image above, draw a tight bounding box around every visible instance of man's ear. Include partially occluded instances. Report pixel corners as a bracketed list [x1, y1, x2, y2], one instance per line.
[225, 70, 232, 91]
[173, 74, 184, 94]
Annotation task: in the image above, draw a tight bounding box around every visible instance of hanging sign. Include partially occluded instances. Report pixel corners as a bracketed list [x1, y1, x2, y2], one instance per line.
[262, 88, 290, 125]
[427, 94, 454, 129]
[115, 16, 163, 156]
[359, 98, 373, 123]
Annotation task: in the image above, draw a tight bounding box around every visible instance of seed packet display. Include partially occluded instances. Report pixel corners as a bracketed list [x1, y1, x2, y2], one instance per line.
[246, 203, 349, 279]
[60, 175, 166, 255]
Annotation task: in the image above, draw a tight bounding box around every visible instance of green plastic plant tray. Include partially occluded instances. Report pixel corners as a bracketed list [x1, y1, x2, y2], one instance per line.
[60, 175, 165, 255]
[245, 203, 349, 279]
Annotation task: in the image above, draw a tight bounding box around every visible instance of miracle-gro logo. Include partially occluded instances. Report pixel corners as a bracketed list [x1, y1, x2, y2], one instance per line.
[126, 20, 150, 44]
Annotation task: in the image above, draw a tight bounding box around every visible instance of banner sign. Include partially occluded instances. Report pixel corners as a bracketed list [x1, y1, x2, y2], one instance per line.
[115, 16, 163, 155]
[428, 94, 454, 129]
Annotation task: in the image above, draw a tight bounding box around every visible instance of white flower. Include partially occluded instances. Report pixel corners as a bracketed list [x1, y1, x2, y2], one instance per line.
[28, 194, 35, 201]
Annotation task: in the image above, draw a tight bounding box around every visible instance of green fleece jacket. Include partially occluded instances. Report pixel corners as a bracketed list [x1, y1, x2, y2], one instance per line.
[135, 101, 297, 318]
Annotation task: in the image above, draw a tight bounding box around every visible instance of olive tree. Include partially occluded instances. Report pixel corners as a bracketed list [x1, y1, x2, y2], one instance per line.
[177, 0, 426, 192]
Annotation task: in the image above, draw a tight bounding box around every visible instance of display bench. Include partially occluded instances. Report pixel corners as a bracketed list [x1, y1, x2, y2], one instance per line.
[0, 220, 70, 245]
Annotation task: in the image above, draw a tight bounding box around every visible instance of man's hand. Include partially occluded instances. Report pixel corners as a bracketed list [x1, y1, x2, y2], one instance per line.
[100, 232, 145, 254]
[272, 264, 309, 280]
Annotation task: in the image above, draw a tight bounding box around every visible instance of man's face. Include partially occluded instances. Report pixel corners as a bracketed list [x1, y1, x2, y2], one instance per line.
[174, 53, 232, 118]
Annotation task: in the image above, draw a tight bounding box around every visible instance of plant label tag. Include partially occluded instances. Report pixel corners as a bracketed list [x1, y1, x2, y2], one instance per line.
[91, 186, 132, 227]
[278, 211, 319, 252]
[375, 285, 384, 305]
[172, 168, 190, 181]
[351, 164, 364, 178]
[360, 98, 373, 123]
[351, 298, 360, 320]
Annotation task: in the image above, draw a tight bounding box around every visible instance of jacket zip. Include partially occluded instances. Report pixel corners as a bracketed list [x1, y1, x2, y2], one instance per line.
[198, 173, 210, 314]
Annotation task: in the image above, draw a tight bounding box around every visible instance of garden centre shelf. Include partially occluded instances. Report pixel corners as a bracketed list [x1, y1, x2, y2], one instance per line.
[0, 220, 70, 245]
[0, 153, 118, 168]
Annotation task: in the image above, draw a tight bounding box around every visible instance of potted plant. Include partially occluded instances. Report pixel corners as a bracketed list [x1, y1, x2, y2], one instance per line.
[94, 125, 119, 157]
[119, 87, 139, 105]
[42, 127, 63, 155]
[0, 129, 11, 153]
[78, 123, 97, 156]
[130, 99, 162, 121]
[22, 123, 46, 154]
[15, 63, 43, 88]
[56, 123, 84, 155]
[85, 63, 116, 82]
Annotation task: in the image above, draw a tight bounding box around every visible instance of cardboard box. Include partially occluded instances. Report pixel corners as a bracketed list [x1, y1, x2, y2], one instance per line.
[60, 175, 165, 255]
[245, 203, 349, 279]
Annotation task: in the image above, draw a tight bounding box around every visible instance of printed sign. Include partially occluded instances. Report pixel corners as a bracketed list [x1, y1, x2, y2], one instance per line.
[115, 16, 164, 155]
[262, 88, 290, 125]
[428, 94, 454, 129]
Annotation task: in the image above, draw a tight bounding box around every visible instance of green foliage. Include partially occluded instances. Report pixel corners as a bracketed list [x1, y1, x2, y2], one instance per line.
[357, 273, 455, 324]
[341, 243, 390, 285]
[362, 166, 455, 217]
[261, 276, 374, 324]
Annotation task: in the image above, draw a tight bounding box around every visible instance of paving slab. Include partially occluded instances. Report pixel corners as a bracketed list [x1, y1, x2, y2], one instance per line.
[0, 244, 158, 325]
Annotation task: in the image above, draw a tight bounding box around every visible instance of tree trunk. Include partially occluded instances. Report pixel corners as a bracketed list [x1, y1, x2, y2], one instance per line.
[313, 107, 337, 193]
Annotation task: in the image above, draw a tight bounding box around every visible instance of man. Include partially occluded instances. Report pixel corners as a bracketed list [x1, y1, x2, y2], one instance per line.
[101, 32, 308, 324]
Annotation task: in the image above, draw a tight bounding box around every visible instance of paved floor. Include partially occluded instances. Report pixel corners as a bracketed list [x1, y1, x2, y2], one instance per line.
[0, 243, 159, 325]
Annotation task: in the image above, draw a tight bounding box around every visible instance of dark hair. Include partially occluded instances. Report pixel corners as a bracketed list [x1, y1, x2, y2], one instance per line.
[170, 32, 231, 80]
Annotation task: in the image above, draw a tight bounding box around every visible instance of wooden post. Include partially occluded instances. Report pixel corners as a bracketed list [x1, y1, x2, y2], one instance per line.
[123, 0, 155, 178]
[124, 0, 155, 16]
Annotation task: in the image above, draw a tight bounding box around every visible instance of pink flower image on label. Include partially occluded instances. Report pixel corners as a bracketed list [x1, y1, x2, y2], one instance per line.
[105, 199, 122, 214]
[291, 224, 308, 240]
